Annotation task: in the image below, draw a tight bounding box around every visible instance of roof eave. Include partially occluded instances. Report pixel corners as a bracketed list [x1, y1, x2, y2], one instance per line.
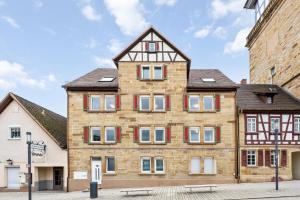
[186, 86, 238, 92]
[64, 86, 119, 92]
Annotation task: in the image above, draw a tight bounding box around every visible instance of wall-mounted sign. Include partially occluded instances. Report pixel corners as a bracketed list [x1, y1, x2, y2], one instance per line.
[31, 140, 46, 157]
[74, 171, 88, 180]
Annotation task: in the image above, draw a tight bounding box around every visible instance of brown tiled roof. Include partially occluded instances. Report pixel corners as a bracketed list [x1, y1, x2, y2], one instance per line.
[237, 84, 300, 111]
[63, 68, 118, 91]
[0, 93, 67, 149]
[187, 69, 238, 91]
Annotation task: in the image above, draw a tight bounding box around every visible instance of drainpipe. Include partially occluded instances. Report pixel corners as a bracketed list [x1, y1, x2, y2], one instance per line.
[236, 107, 241, 183]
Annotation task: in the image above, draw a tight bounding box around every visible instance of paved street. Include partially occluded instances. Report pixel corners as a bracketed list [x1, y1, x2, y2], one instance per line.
[1, 181, 300, 200]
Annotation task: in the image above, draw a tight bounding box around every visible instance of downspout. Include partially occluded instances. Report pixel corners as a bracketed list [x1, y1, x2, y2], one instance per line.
[67, 92, 70, 192]
[236, 107, 241, 183]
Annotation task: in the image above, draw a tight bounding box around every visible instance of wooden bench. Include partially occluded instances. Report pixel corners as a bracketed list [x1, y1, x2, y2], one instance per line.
[185, 184, 217, 193]
[120, 188, 153, 196]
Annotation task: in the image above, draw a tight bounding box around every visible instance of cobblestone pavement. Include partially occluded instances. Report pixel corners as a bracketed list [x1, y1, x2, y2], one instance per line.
[1, 181, 300, 200]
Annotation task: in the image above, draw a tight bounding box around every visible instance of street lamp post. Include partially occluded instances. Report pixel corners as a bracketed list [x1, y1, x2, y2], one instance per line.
[26, 132, 32, 200]
[275, 122, 279, 191]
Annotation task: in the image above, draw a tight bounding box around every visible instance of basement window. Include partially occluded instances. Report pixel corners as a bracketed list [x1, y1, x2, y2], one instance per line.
[99, 77, 115, 82]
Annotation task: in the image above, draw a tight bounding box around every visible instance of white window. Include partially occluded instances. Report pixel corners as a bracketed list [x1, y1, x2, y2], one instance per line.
[105, 127, 116, 143]
[203, 96, 214, 111]
[204, 127, 215, 143]
[270, 118, 280, 133]
[204, 157, 215, 174]
[140, 127, 151, 143]
[154, 66, 163, 80]
[141, 157, 151, 173]
[90, 127, 101, 143]
[141, 66, 150, 79]
[148, 42, 156, 52]
[294, 118, 300, 133]
[266, 96, 273, 104]
[247, 150, 256, 167]
[90, 95, 100, 111]
[247, 118, 256, 133]
[106, 157, 115, 173]
[189, 95, 200, 111]
[105, 95, 115, 111]
[91, 159, 101, 184]
[189, 127, 200, 143]
[190, 157, 201, 174]
[154, 157, 164, 173]
[9, 127, 21, 139]
[154, 95, 165, 111]
[271, 150, 280, 167]
[154, 127, 165, 143]
[139, 95, 150, 111]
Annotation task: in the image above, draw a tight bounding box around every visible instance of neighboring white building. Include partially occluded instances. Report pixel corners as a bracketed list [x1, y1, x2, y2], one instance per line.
[0, 93, 67, 191]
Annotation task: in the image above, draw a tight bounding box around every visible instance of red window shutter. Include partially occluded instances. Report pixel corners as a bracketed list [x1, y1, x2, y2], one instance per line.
[265, 150, 271, 167]
[184, 127, 189, 143]
[165, 95, 170, 111]
[258, 149, 264, 166]
[83, 126, 89, 143]
[145, 42, 149, 51]
[183, 95, 188, 111]
[156, 42, 159, 51]
[116, 94, 121, 110]
[215, 94, 221, 111]
[166, 126, 171, 143]
[133, 95, 139, 111]
[281, 150, 287, 167]
[163, 65, 167, 79]
[215, 127, 221, 143]
[133, 127, 139, 143]
[83, 94, 89, 111]
[241, 150, 247, 167]
[116, 127, 121, 143]
[136, 65, 141, 80]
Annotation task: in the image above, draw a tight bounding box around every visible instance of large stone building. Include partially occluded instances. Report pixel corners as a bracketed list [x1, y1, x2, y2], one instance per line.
[244, 0, 300, 98]
[236, 84, 300, 182]
[63, 27, 239, 191]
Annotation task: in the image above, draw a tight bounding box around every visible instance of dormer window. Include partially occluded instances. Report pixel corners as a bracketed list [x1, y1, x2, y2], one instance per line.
[202, 78, 215, 82]
[266, 96, 273, 104]
[98, 77, 115, 82]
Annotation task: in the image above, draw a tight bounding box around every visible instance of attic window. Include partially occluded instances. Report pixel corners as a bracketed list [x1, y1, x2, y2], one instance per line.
[202, 78, 215, 82]
[266, 96, 273, 104]
[98, 77, 115, 82]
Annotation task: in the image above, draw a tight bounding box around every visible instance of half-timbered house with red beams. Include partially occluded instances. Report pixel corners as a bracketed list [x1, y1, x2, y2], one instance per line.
[63, 27, 238, 191]
[237, 84, 300, 182]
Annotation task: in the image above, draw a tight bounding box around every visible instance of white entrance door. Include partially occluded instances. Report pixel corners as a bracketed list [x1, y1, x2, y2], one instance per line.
[91, 160, 101, 184]
[7, 167, 20, 189]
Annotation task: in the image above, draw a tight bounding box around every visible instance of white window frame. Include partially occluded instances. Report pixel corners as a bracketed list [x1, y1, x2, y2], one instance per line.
[106, 156, 115, 174]
[154, 95, 165, 112]
[295, 117, 300, 133]
[141, 157, 151, 174]
[204, 127, 215, 143]
[153, 65, 163, 80]
[189, 127, 200, 143]
[139, 127, 151, 143]
[270, 118, 280, 133]
[90, 127, 101, 143]
[104, 95, 116, 111]
[203, 96, 214, 111]
[204, 157, 215, 174]
[90, 95, 100, 111]
[154, 157, 164, 173]
[154, 127, 165, 143]
[189, 95, 200, 112]
[139, 95, 150, 111]
[148, 42, 156, 52]
[247, 150, 256, 167]
[247, 118, 257, 133]
[190, 157, 201, 174]
[270, 150, 280, 167]
[105, 127, 116, 143]
[141, 65, 150, 80]
[8, 126, 21, 140]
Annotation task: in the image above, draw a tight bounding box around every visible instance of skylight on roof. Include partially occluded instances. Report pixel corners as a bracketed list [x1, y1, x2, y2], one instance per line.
[98, 77, 115, 82]
[202, 78, 215, 82]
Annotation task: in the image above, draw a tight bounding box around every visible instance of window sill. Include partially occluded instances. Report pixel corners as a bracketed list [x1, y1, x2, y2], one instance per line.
[8, 138, 21, 140]
[187, 111, 217, 113]
[139, 79, 165, 82]
[103, 172, 116, 176]
[89, 142, 117, 145]
[188, 173, 216, 176]
[138, 173, 166, 176]
[87, 110, 117, 113]
[153, 142, 167, 145]
[246, 166, 258, 168]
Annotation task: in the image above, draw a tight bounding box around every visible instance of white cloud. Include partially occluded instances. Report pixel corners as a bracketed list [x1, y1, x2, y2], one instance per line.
[85, 38, 98, 49]
[224, 27, 251, 54]
[1, 16, 20, 29]
[154, 0, 177, 6]
[33, 1, 43, 8]
[104, 0, 149, 36]
[0, 60, 56, 90]
[211, 0, 243, 19]
[194, 26, 211, 39]
[93, 56, 114, 67]
[213, 26, 227, 39]
[81, 4, 101, 21]
[107, 39, 123, 54]
[41, 27, 56, 36]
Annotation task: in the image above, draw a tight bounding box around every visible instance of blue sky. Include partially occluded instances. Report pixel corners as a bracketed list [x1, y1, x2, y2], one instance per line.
[0, 0, 255, 116]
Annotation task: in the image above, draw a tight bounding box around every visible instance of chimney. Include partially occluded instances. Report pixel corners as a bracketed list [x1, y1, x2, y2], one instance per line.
[240, 79, 247, 85]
